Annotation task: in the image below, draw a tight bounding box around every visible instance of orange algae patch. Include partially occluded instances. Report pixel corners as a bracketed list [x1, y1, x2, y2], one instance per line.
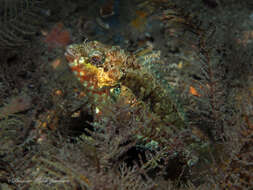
[51, 58, 62, 69]
[130, 10, 148, 31]
[189, 86, 201, 97]
[44, 22, 71, 49]
[53, 89, 63, 96]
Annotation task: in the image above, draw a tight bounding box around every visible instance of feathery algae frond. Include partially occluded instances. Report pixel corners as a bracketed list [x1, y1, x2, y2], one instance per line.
[0, 0, 48, 49]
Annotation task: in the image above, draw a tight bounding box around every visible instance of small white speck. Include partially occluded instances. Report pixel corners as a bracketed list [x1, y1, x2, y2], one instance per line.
[79, 57, 85, 64]
[83, 81, 88, 87]
[95, 107, 100, 114]
[69, 62, 76, 67]
[74, 59, 78, 66]
[94, 93, 99, 101]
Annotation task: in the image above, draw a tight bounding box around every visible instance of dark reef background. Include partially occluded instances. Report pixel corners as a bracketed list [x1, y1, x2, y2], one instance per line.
[0, 0, 253, 189]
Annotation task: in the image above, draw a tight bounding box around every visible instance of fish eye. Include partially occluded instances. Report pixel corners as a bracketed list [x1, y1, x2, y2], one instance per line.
[91, 55, 101, 62]
[89, 51, 104, 67]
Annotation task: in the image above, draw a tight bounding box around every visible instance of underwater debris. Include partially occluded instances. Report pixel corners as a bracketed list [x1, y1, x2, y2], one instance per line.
[99, 0, 115, 18]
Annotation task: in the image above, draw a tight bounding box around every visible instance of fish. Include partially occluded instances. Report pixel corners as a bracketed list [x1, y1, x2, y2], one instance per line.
[65, 40, 186, 129]
[65, 41, 129, 96]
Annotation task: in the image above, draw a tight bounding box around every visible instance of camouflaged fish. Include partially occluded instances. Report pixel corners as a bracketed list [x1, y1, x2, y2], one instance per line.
[65, 41, 135, 95]
[65, 40, 186, 129]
